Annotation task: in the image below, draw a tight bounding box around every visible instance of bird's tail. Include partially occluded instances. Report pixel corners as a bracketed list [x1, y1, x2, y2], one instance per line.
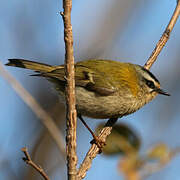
[6, 59, 55, 73]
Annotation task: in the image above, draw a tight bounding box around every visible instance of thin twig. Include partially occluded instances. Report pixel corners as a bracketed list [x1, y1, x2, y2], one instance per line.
[0, 61, 66, 158]
[77, 128, 112, 179]
[61, 0, 78, 179]
[21, 147, 50, 180]
[77, 118, 117, 179]
[144, 1, 180, 70]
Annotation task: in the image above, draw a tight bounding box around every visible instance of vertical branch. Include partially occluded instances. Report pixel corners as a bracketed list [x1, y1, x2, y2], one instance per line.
[61, 0, 77, 180]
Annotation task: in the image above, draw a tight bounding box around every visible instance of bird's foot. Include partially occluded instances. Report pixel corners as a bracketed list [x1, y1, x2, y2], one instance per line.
[90, 136, 106, 153]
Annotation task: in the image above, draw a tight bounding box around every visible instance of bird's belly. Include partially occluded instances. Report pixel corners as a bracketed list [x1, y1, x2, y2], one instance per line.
[75, 87, 139, 119]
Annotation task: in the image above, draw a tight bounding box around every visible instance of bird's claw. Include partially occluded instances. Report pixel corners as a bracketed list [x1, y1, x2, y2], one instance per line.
[90, 137, 106, 153]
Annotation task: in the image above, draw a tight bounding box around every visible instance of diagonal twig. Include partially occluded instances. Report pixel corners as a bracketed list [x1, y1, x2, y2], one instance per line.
[21, 147, 50, 180]
[77, 118, 117, 179]
[77, 127, 113, 179]
[144, 0, 180, 70]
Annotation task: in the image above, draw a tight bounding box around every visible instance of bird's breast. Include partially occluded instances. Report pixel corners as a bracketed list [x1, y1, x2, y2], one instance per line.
[75, 87, 146, 119]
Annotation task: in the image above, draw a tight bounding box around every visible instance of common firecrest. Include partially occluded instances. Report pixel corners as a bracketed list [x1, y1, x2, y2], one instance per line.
[6, 59, 170, 120]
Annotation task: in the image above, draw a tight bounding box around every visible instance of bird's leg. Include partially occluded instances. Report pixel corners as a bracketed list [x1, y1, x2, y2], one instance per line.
[90, 117, 118, 153]
[104, 117, 118, 127]
[78, 115, 106, 149]
[91, 117, 118, 142]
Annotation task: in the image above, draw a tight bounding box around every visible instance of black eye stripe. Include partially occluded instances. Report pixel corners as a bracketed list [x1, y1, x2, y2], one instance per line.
[145, 79, 155, 89]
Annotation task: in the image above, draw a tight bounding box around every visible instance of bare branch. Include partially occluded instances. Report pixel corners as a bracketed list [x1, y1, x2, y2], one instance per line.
[61, 0, 78, 179]
[144, 1, 180, 70]
[77, 128, 112, 179]
[21, 147, 50, 180]
[0, 61, 66, 158]
[77, 118, 117, 179]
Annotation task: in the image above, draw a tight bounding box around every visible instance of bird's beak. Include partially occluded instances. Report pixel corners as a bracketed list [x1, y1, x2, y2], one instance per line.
[155, 88, 170, 96]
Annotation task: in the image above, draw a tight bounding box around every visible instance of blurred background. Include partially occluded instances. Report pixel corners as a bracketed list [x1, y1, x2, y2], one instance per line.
[0, 0, 180, 179]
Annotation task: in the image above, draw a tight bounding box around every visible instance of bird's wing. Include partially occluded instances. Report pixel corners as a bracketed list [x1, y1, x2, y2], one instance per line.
[37, 64, 117, 96]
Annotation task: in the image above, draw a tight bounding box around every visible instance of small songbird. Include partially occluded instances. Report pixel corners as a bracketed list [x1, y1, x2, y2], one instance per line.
[6, 59, 170, 145]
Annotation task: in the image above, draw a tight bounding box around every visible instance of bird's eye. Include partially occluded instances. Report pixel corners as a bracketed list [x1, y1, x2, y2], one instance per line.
[146, 80, 155, 89]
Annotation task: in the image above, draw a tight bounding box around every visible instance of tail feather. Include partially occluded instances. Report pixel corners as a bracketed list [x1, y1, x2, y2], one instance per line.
[6, 59, 54, 72]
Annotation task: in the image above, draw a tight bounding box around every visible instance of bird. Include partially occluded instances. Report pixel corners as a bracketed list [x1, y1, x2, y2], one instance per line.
[5, 59, 170, 147]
